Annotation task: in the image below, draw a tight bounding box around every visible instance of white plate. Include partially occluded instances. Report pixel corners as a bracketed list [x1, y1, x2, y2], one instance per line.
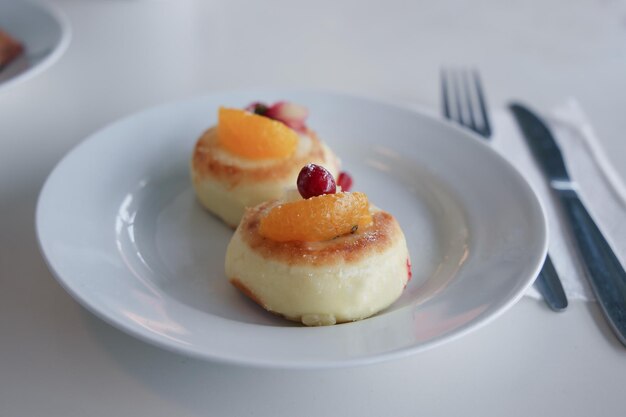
[0, 0, 70, 92]
[36, 91, 547, 369]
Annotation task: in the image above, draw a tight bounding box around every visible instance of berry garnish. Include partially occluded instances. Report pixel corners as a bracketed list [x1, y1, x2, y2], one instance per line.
[245, 102, 268, 116]
[337, 171, 353, 192]
[297, 164, 336, 199]
[266, 102, 308, 133]
[244, 101, 309, 133]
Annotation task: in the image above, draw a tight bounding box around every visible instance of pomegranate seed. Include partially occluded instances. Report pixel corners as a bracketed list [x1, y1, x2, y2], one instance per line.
[337, 171, 353, 192]
[297, 164, 336, 199]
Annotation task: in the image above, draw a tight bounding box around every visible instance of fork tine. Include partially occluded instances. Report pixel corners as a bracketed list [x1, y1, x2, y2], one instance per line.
[441, 69, 452, 120]
[462, 70, 479, 133]
[451, 70, 464, 126]
[442, 68, 491, 138]
[473, 70, 492, 137]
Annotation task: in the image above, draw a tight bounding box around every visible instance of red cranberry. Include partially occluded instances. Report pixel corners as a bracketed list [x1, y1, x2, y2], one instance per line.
[337, 171, 353, 192]
[297, 164, 336, 199]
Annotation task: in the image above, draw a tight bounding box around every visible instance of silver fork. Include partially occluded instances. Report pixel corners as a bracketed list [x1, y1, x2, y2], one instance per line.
[441, 69, 492, 138]
[441, 68, 568, 312]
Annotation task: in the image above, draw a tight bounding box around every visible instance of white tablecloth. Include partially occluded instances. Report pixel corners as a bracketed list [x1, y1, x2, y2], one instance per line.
[1, 1, 626, 416]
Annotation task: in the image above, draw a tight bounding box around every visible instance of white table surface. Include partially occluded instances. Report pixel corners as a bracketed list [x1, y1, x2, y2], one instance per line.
[2, 0, 626, 415]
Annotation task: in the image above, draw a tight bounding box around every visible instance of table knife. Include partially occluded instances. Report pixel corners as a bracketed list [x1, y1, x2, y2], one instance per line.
[535, 255, 568, 312]
[510, 102, 626, 346]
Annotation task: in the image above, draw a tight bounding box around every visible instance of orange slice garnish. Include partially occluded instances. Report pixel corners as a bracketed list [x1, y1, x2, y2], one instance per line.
[217, 107, 298, 159]
[258, 192, 373, 242]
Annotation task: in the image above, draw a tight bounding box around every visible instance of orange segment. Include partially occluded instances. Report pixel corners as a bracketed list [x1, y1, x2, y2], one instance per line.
[258, 192, 373, 242]
[217, 107, 298, 159]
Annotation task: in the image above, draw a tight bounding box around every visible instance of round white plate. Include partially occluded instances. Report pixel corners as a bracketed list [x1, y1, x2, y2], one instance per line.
[0, 0, 70, 92]
[36, 91, 547, 369]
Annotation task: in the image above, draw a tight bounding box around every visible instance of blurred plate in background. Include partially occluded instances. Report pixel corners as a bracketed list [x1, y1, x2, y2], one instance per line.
[0, 0, 70, 92]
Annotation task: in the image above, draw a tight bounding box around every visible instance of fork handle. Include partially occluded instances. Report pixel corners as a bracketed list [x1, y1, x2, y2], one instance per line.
[557, 188, 626, 345]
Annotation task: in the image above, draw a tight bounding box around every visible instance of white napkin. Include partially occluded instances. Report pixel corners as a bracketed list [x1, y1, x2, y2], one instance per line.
[491, 99, 626, 301]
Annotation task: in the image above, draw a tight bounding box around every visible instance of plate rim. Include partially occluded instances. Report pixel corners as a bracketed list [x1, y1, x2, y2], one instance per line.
[35, 89, 548, 369]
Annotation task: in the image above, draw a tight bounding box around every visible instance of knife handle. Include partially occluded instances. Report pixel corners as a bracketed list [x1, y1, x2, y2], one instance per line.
[557, 189, 626, 345]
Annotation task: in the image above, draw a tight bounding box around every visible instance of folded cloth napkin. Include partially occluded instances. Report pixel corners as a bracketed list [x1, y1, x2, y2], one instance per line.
[491, 99, 626, 301]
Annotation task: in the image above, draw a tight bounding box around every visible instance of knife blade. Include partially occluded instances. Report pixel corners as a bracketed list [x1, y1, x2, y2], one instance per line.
[535, 256, 568, 312]
[510, 102, 626, 346]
